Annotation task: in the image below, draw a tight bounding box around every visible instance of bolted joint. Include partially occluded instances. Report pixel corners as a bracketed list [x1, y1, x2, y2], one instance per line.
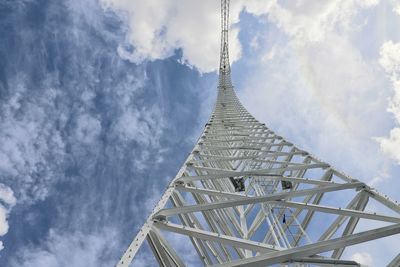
[355, 183, 367, 191]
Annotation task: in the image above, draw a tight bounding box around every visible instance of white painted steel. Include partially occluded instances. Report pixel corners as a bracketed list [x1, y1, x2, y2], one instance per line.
[116, 1, 400, 266]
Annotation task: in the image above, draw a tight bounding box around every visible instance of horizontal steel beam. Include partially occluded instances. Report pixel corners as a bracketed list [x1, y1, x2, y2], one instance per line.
[179, 165, 331, 183]
[156, 182, 365, 217]
[270, 200, 400, 223]
[213, 223, 400, 266]
[175, 185, 247, 199]
[153, 221, 279, 253]
[289, 257, 360, 266]
[388, 253, 400, 267]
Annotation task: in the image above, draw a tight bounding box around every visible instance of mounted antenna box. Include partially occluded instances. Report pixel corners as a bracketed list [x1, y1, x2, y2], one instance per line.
[229, 177, 245, 192]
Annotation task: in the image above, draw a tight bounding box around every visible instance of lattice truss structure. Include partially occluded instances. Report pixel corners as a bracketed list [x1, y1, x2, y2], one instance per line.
[117, 1, 400, 266]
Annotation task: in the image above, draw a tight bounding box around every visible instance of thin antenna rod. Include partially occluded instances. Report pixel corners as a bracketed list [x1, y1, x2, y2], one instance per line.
[219, 0, 232, 88]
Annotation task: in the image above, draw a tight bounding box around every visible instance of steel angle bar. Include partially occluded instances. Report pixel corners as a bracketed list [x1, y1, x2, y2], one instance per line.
[174, 185, 247, 199]
[247, 208, 267, 238]
[192, 155, 257, 161]
[188, 192, 239, 262]
[190, 190, 245, 259]
[364, 188, 400, 214]
[255, 176, 339, 186]
[388, 253, 400, 267]
[178, 164, 332, 183]
[212, 223, 400, 267]
[179, 174, 334, 185]
[251, 159, 310, 166]
[147, 229, 185, 267]
[170, 191, 214, 265]
[318, 193, 363, 242]
[269, 200, 400, 223]
[153, 221, 280, 253]
[156, 182, 365, 217]
[199, 145, 262, 151]
[331, 193, 370, 259]
[117, 135, 204, 267]
[288, 257, 360, 266]
[147, 230, 176, 267]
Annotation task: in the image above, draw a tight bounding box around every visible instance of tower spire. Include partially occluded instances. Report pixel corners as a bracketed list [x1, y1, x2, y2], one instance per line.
[219, 0, 232, 88]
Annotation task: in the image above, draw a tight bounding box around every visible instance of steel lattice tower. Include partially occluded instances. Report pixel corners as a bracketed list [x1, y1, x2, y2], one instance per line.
[117, 1, 400, 266]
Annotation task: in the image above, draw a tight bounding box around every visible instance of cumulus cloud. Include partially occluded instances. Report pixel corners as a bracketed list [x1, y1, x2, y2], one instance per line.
[100, 0, 302, 72]
[377, 41, 400, 163]
[235, 3, 399, 262]
[257, 0, 380, 44]
[100, 0, 248, 72]
[238, 0, 391, 182]
[98, 0, 386, 73]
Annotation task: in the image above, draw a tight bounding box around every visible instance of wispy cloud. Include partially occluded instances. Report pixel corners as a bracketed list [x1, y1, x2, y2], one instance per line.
[2, 0, 399, 266]
[0, 0, 212, 264]
[376, 41, 400, 163]
[11, 228, 119, 267]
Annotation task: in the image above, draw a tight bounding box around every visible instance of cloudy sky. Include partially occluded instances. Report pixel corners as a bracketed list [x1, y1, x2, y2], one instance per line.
[0, 0, 400, 266]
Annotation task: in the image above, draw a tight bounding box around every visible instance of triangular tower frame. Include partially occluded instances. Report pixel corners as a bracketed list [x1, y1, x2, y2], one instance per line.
[117, 1, 400, 266]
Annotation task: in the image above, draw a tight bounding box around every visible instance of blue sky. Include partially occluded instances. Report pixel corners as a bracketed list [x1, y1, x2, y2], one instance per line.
[0, 0, 400, 266]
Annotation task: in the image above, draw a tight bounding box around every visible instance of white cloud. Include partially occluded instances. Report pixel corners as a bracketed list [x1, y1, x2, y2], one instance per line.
[99, 0, 384, 73]
[75, 114, 102, 144]
[377, 41, 400, 163]
[114, 107, 162, 146]
[261, 45, 277, 62]
[11, 229, 119, 267]
[240, 0, 391, 183]
[351, 252, 374, 266]
[0, 184, 16, 250]
[0, 85, 66, 203]
[236, 3, 399, 263]
[396, 5, 400, 16]
[380, 40, 400, 74]
[389, 0, 400, 15]
[0, 205, 9, 237]
[377, 128, 400, 163]
[99, 0, 287, 72]
[102, 0, 255, 72]
[100, 0, 234, 72]
[0, 183, 17, 206]
[232, 0, 378, 48]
